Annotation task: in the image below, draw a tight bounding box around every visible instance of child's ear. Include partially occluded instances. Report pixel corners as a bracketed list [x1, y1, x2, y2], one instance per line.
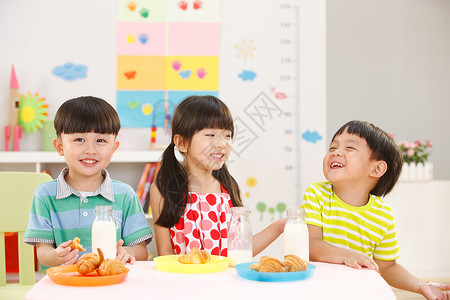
[173, 134, 187, 153]
[52, 138, 64, 156]
[370, 160, 387, 178]
[112, 140, 120, 154]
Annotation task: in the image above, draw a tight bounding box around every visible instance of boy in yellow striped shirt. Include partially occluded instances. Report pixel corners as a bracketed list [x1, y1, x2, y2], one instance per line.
[301, 120, 449, 299]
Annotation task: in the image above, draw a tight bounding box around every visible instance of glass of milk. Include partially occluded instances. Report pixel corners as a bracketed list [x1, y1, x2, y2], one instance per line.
[91, 205, 117, 260]
[283, 208, 309, 261]
[227, 207, 253, 267]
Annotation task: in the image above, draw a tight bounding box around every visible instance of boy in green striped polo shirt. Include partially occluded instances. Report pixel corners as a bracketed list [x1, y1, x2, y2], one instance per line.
[301, 120, 449, 299]
[24, 96, 152, 267]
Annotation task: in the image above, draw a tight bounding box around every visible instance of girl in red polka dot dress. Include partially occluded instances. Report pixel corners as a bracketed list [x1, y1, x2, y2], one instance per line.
[150, 95, 286, 257]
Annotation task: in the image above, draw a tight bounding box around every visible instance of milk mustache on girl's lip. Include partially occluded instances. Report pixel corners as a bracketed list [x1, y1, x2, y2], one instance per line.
[91, 205, 116, 259]
[283, 208, 309, 261]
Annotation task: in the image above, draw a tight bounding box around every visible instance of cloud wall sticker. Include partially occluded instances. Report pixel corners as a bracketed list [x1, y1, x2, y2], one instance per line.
[52, 63, 87, 81]
[302, 130, 323, 143]
[238, 70, 257, 81]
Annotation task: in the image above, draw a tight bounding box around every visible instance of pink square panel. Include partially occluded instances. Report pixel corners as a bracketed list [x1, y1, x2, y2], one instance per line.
[168, 22, 220, 56]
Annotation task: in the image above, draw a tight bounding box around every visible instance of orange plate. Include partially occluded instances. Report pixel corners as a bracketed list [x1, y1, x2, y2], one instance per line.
[46, 264, 129, 286]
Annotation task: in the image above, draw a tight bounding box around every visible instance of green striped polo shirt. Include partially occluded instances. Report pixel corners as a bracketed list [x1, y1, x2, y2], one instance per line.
[301, 182, 400, 261]
[24, 168, 153, 254]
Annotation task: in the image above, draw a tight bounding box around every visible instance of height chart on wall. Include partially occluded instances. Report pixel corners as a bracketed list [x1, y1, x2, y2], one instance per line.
[218, 0, 325, 258]
[116, 0, 220, 147]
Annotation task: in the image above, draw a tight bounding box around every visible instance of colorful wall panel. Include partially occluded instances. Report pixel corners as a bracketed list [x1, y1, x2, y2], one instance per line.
[116, 0, 220, 147]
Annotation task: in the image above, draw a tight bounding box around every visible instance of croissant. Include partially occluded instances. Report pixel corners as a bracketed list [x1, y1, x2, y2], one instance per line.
[251, 256, 285, 272]
[70, 237, 86, 252]
[178, 247, 211, 264]
[76, 248, 104, 275]
[284, 254, 309, 272]
[97, 259, 128, 276]
[250, 256, 270, 271]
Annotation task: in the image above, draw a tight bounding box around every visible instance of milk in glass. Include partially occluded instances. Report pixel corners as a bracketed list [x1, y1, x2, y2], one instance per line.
[228, 207, 253, 266]
[91, 206, 117, 259]
[283, 208, 309, 261]
[228, 249, 253, 266]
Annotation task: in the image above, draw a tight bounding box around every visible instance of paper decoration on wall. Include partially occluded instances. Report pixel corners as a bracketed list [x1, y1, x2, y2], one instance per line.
[178, 1, 188, 10]
[256, 202, 286, 222]
[139, 33, 149, 44]
[179, 70, 191, 79]
[128, 101, 139, 109]
[244, 176, 287, 222]
[127, 33, 136, 43]
[127, 1, 137, 11]
[117, 0, 220, 148]
[178, 0, 203, 10]
[141, 103, 153, 115]
[140, 8, 150, 18]
[238, 70, 257, 81]
[52, 63, 87, 81]
[124, 71, 136, 79]
[235, 39, 257, 59]
[193, 0, 202, 10]
[269, 87, 288, 100]
[18, 92, 48, 133]
[302, 130, 322, 143]
[246, 177, 257, 188]
[244, 176, 257, 198]
[116, 90, 218, 128]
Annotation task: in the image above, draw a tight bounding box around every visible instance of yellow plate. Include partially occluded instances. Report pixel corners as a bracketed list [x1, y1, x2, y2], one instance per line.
[154, 255, 230, 273]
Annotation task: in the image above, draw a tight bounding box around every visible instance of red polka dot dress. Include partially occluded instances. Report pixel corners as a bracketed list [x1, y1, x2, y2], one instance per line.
[170, 186, 233, 256]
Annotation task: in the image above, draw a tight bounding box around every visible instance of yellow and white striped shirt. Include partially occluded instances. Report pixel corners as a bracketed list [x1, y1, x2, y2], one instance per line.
[301, 182, 400, 261]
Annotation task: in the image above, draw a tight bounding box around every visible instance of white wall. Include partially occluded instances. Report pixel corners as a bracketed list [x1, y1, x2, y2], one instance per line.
[327, 0, 450, 180]
[385, 181, 450, 278]
[0, 0, 326, 259]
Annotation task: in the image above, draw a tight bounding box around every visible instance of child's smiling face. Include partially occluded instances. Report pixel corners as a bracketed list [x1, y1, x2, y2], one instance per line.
[323, 130, 375, 186]
[53, 131, 119, 180]
[184, 128, 232, 173]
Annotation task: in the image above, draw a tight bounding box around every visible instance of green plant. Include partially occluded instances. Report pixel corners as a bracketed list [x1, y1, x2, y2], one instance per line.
[276, 202, 287, 219]
[398, 140, 432, 165]
[268, 207, 275, 221]
[256, 202, 266, 221]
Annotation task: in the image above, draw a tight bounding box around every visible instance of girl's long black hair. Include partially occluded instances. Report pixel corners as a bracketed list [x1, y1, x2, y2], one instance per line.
[154, 95, 243, 228]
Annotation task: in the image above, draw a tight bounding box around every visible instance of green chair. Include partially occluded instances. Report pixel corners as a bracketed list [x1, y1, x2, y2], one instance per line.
[0, 172, 52, 300]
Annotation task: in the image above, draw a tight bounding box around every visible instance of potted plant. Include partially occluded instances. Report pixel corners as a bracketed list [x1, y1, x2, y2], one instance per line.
[398, 140, 433, 182]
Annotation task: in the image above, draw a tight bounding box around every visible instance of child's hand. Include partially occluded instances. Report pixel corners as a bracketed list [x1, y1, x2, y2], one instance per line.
[116, 239, 136, 264]
[343, 249, 379, 272]
[275, 218, 287, 233]
[56, 240, 79, 265]
[419, 281, 450, 300]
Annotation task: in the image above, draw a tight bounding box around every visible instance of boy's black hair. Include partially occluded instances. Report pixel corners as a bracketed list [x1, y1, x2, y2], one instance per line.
[54, 96, 120, 137]
[332, 120, 403, 197]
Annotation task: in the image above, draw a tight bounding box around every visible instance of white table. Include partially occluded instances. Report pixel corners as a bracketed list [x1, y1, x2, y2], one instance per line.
[25, 261, 395, 300]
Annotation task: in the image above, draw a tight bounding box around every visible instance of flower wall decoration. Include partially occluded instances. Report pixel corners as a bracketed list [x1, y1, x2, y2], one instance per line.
[18, 92, 48, 133]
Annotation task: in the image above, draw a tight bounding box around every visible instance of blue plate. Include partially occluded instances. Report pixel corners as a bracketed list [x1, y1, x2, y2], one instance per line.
[235, 261, 315, 282]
